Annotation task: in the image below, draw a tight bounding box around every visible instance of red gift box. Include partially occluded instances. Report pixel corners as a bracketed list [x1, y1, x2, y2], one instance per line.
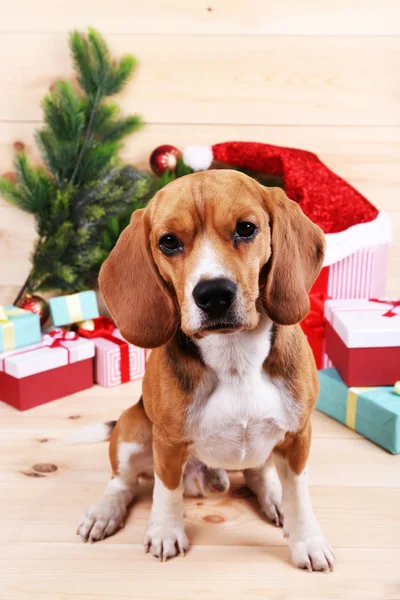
[0, 329, 95, 411]
[324, 299, 400, 386]
[0, 359, 93, 411]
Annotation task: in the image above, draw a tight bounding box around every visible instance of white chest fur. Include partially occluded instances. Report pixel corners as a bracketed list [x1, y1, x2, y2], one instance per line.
[186, 319, 301, 470]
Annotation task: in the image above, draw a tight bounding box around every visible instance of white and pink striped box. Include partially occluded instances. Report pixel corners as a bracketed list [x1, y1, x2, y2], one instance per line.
[322, 244, 388, 367]
[92, 329, 146, 387]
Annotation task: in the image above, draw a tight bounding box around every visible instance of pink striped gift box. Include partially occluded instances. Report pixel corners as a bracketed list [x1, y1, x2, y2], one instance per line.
[93, 329, 146, 387]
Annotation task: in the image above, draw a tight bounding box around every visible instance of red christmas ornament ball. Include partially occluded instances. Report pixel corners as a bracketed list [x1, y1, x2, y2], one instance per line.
[17, 293, 50, 326]
[150, 145, 181, 175]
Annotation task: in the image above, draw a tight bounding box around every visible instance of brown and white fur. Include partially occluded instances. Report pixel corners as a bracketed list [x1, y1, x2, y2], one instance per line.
[77, 170, 334, 571]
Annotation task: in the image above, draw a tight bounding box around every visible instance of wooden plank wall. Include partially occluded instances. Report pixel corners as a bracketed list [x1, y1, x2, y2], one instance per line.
[0, 1, 399, 304]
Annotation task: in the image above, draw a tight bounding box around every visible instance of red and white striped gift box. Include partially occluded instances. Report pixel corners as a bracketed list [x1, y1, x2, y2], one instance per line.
[93, 329, 146, 387]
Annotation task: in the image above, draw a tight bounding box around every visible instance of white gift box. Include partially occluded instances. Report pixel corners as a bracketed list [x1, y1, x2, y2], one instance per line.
[324, 298, 400, 386]
[0, 330, 95, 379]
[324, 298, 400, 348]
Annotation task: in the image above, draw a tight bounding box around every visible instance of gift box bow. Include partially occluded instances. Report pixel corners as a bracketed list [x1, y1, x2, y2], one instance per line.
[0, 306, 32, 351]
[43, 328, 79, 350]
[77, 316, 131, 383]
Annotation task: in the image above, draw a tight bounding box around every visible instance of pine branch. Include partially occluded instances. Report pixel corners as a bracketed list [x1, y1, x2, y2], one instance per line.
[0, 176, 30, 211]
[101, 114, 143, 142]
[0, 28, 147, 300]
[70, 84, 103, 185]
[69, 30, 97, 98]
[107, 55, 137, 95]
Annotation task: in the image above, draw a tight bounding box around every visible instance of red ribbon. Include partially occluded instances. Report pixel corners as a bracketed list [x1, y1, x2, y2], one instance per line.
[77, 317, 130, 383]
[301, 293, 327, 370]
[301, 266, 330, 369]
[46, 328, 78, 364]
[369, 298, 400, 318]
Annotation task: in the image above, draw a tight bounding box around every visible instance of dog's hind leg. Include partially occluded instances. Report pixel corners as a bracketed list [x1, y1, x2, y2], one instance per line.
[244, 454, 283, 527]
[183, 456, 230, 497]
[77, 399, 153, 543]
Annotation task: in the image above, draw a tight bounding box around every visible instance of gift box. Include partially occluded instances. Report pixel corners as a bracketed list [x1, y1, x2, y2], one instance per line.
[77, 317, 145, 387]
[0, 329, 95, 411]
[49, 290, 99, 327]
[0, 305, 41, 352]
[317, 368, 400, 454]
[324, 298, 400, 386]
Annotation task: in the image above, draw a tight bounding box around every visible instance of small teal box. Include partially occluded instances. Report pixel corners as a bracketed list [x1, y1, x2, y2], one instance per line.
[0, 305, 41, 352]
[49, 291, 99, 327]
[317, 368, 400, 455]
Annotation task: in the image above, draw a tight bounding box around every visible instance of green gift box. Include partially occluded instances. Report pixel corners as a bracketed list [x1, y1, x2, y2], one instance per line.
[0, 305, 41, 352]
[317, 368, 400, 454]
[49, 290, 99, 327]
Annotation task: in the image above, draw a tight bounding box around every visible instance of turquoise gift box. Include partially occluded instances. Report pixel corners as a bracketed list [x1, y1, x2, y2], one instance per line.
[0, 305, 41, 352]
[317, 368, 400, 454]
[49, 291, 99, 327]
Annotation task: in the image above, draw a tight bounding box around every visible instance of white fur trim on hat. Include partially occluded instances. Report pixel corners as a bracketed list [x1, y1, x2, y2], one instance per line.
[183, 145, 214, 171]
[324, 211, 392, 267]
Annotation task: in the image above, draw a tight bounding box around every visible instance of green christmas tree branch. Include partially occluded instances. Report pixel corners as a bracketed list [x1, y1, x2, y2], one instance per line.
[0, 28, 152, 303]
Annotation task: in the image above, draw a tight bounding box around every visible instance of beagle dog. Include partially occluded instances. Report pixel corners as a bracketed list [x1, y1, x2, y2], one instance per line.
[77, 169, 334, 572]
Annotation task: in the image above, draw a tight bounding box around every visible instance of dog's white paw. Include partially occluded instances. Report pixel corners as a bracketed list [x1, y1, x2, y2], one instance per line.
[290, 536, 335, 572]
[259, 493, 283, 527]
[144, 522, 189, 561]
[77, 498, 126, 543]
[255, 472, 283, 527]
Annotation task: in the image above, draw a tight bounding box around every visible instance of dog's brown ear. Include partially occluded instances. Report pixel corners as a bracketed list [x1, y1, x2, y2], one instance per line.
[262, 188, 325, 325]
[99, 208, 178, 348]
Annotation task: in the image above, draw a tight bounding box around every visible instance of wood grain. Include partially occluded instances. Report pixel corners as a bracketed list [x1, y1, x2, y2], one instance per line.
[0, 381, 399, 600]
[0, 34, 399, 125]
[1, 0, 400, 35]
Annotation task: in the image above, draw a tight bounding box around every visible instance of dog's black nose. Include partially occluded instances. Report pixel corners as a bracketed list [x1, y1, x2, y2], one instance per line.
[193, 278, 237, 319]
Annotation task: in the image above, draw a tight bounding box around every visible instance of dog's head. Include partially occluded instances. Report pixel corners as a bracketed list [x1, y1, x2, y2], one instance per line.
[99, 170, 325, 348]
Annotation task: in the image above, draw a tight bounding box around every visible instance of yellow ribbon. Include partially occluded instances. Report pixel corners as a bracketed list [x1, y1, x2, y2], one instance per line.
[66, 294, 84, 323]
[0, 306, 27, 351]
[346, 387, 371, 429]
[346, 390, 358, 429]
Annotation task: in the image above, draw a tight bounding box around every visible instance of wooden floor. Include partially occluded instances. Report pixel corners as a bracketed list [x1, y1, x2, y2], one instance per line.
[1, 380, 399, 600]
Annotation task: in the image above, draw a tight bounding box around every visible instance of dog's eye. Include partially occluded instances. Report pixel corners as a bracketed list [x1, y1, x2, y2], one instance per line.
[159, 234, 183, 255]
[235, 221, 257, 239]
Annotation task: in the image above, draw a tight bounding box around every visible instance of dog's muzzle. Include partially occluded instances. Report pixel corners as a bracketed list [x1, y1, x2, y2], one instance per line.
[192, 278, 238, 329]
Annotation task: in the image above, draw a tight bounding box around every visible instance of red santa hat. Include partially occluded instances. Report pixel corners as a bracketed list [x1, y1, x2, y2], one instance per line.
[183, 141, 392, 267]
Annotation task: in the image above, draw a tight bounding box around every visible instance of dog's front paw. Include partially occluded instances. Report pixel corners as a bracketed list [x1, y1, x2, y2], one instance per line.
[144, 522, 189, 561]
[259, 492, 283, 527]
[77, 498, 126, 543]
[290, 536, 335, 572]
